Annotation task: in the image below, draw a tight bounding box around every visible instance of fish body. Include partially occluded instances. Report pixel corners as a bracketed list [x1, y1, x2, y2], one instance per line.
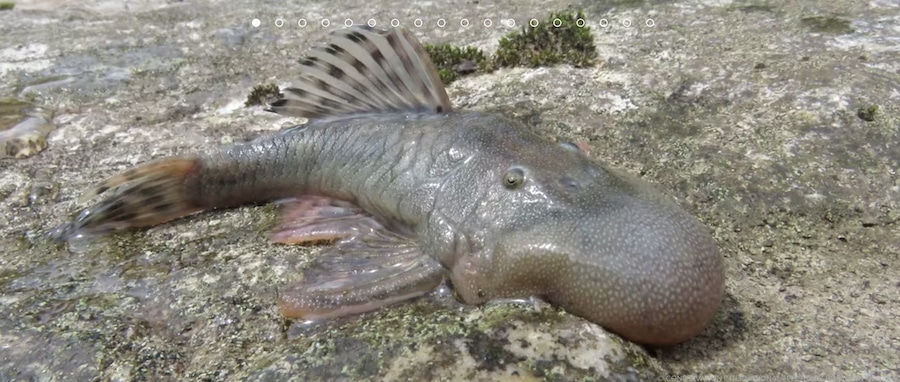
[53, 26, 724, 346]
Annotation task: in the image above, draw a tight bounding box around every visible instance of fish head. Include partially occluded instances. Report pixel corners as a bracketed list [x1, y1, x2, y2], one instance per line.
[450, 141, 725, 346]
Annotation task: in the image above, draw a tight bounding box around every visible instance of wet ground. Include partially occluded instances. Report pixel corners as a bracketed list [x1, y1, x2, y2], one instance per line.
[1, 0, 898, 381]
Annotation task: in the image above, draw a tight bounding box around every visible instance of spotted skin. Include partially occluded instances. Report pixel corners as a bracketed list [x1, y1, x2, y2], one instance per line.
[53, 26, 725, 346]
[52, 157, 204, 236]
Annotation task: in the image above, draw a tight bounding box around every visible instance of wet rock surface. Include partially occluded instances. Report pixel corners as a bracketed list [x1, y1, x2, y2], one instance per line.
[1, 0, 898, 381]
[0, 98, 54, 159]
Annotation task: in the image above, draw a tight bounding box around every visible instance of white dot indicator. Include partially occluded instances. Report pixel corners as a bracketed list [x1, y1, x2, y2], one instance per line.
[529, 18, 539, 27]
[599, 18, 609, 28]
[368, 18, 377, 27]
[391, 18, 400, 27]
[505, 19, 516, 28]
[622, 18, 632, 27]
[461, 18, 469, 27]
[344, 18, 353, 27]
[437, 18, 446, 27]
[298, 19, 308, 27]
[251, 19, 261, 28]
[275, 19, 284, 27]
[483, 19, 492, 27]
[414, 18, 423, 27]
[576, 18, 585, 28]
[646, 19, 655, 27]
[321, 19, 330, 27]
[552, 18, 562, 27]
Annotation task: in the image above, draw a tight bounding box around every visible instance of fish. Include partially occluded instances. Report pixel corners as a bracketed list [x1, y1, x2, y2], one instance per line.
[51, 26, 725, 346]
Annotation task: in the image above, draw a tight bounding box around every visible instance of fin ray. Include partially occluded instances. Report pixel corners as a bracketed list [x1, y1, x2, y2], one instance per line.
[271, 194, 445, 321]
[266, 26, 452, 119]
[269, 195, 384, 244]
[279, 234, 445, 321]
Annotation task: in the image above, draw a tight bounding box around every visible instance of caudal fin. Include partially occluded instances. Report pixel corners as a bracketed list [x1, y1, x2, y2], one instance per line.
[50, 156, 204, 241]
[266, 26, 453, 119]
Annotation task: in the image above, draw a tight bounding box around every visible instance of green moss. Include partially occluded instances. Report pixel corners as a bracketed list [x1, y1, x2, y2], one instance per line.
[800, 15, 853, 35]
[423, 10, 599, 85]
[621, 339, 649, 368]
[528, 359, 564, 381]
[473, 301, 566, 331]
[348, 301, 468, 347]
[492, 10, 597, 69]
[245, 83, 283, 107]
[0, 2, 14, 11]
[424, 44, 488, 85]
[281, 300, 609, 380]
[464, 330, 516, 371]
[856, 105, 878, 122]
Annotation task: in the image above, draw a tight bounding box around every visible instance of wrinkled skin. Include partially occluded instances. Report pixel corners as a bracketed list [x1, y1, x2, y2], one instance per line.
[409, 113, 725, 346]
[54, 110, 724, 346]
[259, 111, 722, 346]
[54, 25, 724, 346]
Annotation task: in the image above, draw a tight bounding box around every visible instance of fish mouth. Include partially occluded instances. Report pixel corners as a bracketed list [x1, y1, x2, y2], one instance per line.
[483, 196, 725, 345]
[555, 205, 725, 345]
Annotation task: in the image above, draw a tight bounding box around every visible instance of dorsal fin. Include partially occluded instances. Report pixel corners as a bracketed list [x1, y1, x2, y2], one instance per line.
[266, 26, 453, 119]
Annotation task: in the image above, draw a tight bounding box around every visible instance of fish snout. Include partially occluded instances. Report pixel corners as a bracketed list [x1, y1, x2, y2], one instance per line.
[554, 202, 725, 346]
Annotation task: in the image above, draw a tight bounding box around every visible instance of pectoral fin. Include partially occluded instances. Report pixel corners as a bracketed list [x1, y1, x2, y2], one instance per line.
[269, 195, 383, 244]
[272, 195, 445, 321]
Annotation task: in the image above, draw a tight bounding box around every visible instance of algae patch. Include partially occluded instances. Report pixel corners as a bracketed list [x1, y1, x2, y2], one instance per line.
[856, 105, 878, 122]
[245, 83, 283, 107]
[425, 10, 598, 85]
[267, 300, 653, 380]
[0, 2, 14, 11]
[492, 11, 597, 69]
[423, 44, 488, 85]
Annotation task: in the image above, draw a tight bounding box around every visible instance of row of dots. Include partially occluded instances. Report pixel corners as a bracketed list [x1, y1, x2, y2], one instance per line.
[251, 17, 656, 29]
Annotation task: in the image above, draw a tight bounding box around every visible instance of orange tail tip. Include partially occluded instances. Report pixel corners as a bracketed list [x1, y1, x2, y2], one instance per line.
[50, 156, 204, 241]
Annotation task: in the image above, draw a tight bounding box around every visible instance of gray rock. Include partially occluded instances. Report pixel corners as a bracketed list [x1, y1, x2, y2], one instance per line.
[1, 0, 897, 381]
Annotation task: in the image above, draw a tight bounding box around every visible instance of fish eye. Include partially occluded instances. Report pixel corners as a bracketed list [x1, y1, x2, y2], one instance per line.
[502, 167, 526, 189]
